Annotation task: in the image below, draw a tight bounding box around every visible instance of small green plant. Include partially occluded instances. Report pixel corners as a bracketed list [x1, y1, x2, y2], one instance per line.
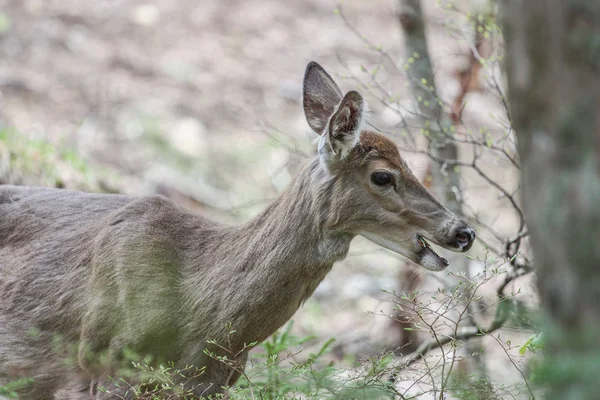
[98, 360, 206, 399]
[519, 333, 544, 355]
[230, 322, 394, 399]
[83, 321, 395, 399]
[0, 378, 34, 399]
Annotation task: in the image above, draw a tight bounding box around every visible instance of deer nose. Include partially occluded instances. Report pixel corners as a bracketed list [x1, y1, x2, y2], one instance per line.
[454, 225, 475, 251]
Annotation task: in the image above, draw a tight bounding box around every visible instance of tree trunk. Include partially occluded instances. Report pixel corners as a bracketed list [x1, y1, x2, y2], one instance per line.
[503, 1, 600, 398]
[397, 0, 487, 381]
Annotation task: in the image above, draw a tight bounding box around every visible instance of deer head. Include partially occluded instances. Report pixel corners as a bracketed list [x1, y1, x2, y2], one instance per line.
[303, 62, 475, 271]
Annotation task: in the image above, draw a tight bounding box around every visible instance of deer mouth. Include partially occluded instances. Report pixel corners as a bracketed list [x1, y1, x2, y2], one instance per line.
[417, 236, 449, 271]
[357, 232, 451, 272]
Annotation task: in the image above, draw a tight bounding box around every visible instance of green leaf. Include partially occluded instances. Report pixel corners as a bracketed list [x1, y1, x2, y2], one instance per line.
[485, 133, 493, 148]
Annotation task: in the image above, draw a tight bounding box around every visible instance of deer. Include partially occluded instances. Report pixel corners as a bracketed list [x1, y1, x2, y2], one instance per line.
[0, 62, 475, 399]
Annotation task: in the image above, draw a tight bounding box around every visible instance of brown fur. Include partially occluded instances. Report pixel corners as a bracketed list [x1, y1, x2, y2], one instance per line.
[356, 130, 405, 169]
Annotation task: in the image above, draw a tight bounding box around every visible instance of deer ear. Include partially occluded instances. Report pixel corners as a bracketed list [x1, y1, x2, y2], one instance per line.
[326, 90, 365, 158]
[303, 62, 343, 134]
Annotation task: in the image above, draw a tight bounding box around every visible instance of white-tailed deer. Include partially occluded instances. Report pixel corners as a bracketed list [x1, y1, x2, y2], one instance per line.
[0, 62, 474, 399]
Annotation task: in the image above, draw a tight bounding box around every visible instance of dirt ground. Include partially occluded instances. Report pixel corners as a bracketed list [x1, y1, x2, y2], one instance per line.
[0, 0, 536, 397]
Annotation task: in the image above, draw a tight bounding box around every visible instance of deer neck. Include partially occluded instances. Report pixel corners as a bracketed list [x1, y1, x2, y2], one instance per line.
[184, 158, 353, 346]
[236, 158, 353, 274]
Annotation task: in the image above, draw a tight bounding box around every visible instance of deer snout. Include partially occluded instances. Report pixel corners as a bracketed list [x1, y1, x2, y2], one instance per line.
[450, 223, 475, 252]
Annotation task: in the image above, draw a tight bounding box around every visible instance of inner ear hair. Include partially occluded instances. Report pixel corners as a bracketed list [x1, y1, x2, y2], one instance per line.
[328, 91, 365, 157]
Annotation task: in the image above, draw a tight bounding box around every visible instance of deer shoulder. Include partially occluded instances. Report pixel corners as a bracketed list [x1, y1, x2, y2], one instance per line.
[80, 195, 209, 365]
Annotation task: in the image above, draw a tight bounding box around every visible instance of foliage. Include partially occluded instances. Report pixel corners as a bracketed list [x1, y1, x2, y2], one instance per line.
[0, 378, 34, 399]
[230, 322, 393, 399]
[98, 361, 207, 399]
[519, 333, 544, 356]
[0, 128, 118, 191]
[86, 322, 396, 399]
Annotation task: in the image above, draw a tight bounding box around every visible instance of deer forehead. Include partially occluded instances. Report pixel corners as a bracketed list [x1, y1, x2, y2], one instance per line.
[354, 131, 406, 171]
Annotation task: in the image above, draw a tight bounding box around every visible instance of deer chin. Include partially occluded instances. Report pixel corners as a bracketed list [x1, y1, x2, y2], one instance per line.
[416, 236, 449, 272]
[359, 232, 449, 272]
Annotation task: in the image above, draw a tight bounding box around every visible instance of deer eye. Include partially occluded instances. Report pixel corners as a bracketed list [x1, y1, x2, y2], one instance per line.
[371, 171, 393, 186]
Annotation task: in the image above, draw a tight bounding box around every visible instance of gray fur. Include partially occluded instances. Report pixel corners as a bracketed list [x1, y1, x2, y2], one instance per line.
[0, 62, 474, 399]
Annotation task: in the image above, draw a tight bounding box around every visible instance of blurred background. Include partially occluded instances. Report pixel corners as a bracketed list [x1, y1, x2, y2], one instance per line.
[0, 0, 538, 398]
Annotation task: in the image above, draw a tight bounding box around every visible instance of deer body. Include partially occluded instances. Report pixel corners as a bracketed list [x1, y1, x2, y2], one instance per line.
[0, 63, 475, 399]
[0, 159, 348, 398]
